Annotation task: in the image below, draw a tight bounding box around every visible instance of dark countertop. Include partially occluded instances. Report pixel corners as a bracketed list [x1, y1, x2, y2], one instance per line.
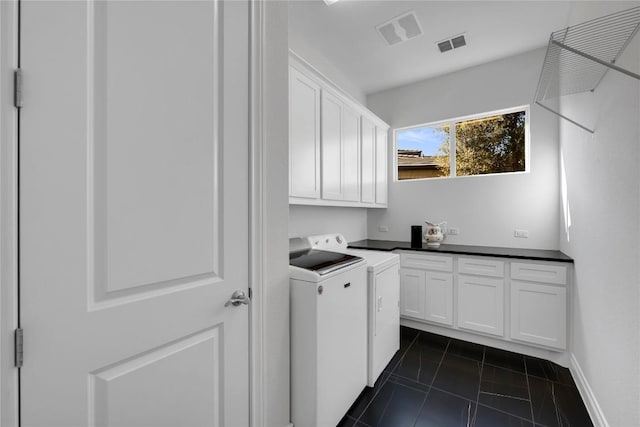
[347, 239, 574, 263]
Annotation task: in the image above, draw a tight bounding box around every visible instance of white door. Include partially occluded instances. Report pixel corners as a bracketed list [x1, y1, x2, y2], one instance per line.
[20, 1, 250, 426]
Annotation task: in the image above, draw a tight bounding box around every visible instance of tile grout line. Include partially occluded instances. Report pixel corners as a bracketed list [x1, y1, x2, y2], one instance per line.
[353, 330, 422, 425]
[411, 394, 429, 427]
[551, 380, 562, 427]
[478, 391, 531, 402]
[470, 346, 486, 426]
[373, 387, 397, 426]
[416, 339, 422, 382]
[411, 336, 452, 427]
[475, 402, 543, 425]
[524, 356, 536, 425]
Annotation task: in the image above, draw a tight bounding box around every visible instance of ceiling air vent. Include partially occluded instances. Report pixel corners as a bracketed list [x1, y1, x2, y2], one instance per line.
[437, 40, 453, 53]
[376, 11, 423, 46]
[437, 33, 467, 53]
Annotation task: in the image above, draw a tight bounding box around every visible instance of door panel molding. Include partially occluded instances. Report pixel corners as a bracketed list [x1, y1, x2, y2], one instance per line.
[89, 326, 222, 427]
[86, 1, 224, 308]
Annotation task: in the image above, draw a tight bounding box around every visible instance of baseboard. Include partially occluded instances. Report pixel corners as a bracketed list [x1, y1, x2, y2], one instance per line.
[569, 353, 609, 427]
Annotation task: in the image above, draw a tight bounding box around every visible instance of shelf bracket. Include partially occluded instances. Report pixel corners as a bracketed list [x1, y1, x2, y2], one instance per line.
[535, 101, 595, 134]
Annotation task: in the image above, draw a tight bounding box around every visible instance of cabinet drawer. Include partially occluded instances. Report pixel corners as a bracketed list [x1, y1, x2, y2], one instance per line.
[458, 257, 504, 278]
[400, 253, 453, 272]
[511, 262, 567, 285]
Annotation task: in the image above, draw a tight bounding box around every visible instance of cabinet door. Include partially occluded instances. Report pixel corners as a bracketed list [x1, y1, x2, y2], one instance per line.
[375, 127, 388, 205]
[425, 272, 453, 326]
[399, 269, 425, 319]
[321, 91, 343, 200]
[511, 281, 566, 349]
[342, 105, 361, 202]
[289, 68, 321, 199]
[458, 275, 504, 336]
[360, 117, 375, 203]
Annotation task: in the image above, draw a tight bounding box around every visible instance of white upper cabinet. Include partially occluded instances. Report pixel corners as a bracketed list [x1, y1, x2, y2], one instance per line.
[375, 127, 388, 205]
[361, 116, 376, 204]
[321, 90, 361, 202]
[289, 54, 388, 208]
[342, 104, 361, 202]
[289, 67, 321, 199]
[321, 90, 344, 201]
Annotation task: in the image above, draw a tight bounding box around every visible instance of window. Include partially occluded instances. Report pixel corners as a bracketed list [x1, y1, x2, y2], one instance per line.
[396, 107, 528, 180]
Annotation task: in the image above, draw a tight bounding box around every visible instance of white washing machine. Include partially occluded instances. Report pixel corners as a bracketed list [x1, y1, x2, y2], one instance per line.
[307, 234, 400, 387]
[289, 237, 368, 427]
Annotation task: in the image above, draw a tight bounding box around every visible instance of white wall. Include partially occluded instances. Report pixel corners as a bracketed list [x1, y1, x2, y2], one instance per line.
[558, 3, 640, 426]
[287, 44, 366, 106]
[263, 2, 291, 426]
[366, 48, 560, 249]
[289, 205, 368, 243]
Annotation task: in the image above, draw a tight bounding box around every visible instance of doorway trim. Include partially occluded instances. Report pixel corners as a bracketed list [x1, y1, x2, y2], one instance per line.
[249, 0, 266, 425]
[0, 0, 19, 425]
[0, 0, 266, 425]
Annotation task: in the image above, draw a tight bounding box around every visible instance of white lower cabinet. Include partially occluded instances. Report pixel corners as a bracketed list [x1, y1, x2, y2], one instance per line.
[399, 251, 571, 353]
[457, 275, 504, 337]
[399, 269, 425, 319]
[399, 254, 453, 325]
[510, 268, 567, 350]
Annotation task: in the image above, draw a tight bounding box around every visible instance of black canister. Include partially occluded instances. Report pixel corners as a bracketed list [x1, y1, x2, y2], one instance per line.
[411, 225, 423, 248]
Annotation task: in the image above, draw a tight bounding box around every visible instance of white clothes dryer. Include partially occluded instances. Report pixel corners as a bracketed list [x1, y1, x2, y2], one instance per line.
[307, 234, 400, 387]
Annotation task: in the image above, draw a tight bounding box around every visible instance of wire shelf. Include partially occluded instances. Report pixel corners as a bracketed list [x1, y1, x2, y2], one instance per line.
[534, 6, 640, 133]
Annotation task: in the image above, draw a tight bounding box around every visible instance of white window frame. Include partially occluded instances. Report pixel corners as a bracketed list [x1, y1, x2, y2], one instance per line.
[394, 105, 530, 182]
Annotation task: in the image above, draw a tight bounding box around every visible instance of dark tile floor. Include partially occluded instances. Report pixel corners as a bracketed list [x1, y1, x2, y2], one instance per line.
[338, 326, 593, 427]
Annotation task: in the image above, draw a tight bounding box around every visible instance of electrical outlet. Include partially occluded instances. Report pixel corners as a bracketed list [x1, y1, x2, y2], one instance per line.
[514, 229, 529, 238]
[448, 227, 460, 235]
[378, 225, 389, 232]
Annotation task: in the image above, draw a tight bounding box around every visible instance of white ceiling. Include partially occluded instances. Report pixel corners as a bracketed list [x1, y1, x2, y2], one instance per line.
[289, 1, 575, 95]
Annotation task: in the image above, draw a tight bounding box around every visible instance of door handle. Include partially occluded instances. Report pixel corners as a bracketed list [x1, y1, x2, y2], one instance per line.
[225, 290, 250, 307]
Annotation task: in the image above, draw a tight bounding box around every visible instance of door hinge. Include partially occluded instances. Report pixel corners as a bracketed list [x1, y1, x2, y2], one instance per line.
[248, 288, 252, 299]
[14, 328, 23, 368]
[14, 69, 23, 109]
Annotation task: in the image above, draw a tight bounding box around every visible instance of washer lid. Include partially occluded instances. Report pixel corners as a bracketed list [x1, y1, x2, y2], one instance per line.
[289, 249, 363, 276]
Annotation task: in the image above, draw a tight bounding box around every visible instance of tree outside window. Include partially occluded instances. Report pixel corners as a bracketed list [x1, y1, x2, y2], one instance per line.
[396, 108, 527, 180]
